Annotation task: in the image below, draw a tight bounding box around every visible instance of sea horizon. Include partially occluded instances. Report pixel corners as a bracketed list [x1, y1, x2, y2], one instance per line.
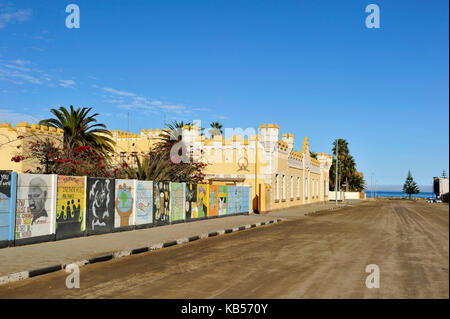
[364, 190, 435, 199]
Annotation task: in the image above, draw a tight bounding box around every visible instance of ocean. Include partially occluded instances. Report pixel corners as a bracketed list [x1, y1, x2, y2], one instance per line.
[365, 191, 435, 199]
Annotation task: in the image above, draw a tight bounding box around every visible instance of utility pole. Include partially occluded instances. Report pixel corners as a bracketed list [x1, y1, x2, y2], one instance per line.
[335, 139, 338, 207]
[127, 112, 130, 156]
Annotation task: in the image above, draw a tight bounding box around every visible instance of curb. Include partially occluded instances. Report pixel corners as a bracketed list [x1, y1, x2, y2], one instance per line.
[0, 218, 284, 286]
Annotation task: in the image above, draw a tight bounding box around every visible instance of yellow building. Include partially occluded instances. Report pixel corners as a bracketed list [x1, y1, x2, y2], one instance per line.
[0, 121, 332, 213]
[111, 123, 333, 213]
[0, 122, 63, 173]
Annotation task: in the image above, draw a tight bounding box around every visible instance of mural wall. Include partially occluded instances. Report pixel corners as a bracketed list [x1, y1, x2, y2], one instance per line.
[185, 183, 197, 219]
[197, 184, 209, 218]
[56, 176, 86, 240]
[86, 178, 115, 235]
[0, 171, 16, 245]
[170, 182, 185, 222]
[153, 181, 170, 226]
[227, 186, 236, 215]
[115, 179, 136, 229]
[218, 185, 228, 216]
[1, 171, 253, 249]
[135, 181, 153, 226]
[15, 174, 57, 242]
[209, 185, 218, 217]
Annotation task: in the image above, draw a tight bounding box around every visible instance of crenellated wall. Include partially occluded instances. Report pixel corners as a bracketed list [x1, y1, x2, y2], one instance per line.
[0, 123, 64, 173]
[0, 121, 333, 213]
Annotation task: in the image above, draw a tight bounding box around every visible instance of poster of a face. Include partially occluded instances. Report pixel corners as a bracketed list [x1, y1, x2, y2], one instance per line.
[185, 183, 197, 219]
[153, 181, 170, 225]
[170, 182, 185, 222]
[197, 184, 209, 218]
[86, 178, 115, 234]
[227, 186, 236, 215]
[114, 179, 135, 228]
[135, 181, 153, 225]
[56, 176, 86, 239]
[0, 172, 12, 242]
[15, 174, 55, 240]
[209, 185, 218, 217]
[218, 185, 227, 216]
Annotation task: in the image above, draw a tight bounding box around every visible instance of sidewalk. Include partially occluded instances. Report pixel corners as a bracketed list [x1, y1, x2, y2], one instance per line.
[0, 200, 362, 283]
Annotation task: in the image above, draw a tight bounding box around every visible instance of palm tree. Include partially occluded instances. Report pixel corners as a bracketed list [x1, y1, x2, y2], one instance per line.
[209, 121, 223, 137]
[39, 105, 115, 155]
[159, 120, 192, 146]
[329, 138, 364, 191]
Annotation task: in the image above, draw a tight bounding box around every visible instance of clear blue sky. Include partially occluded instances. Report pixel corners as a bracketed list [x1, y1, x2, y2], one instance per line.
[0, 0, 448, 187]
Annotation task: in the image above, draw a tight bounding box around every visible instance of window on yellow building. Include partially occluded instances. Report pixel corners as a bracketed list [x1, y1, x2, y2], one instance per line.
[282, 174, 286, 201]
[275, 174, 279, 201]
[290, 176, 293, 200]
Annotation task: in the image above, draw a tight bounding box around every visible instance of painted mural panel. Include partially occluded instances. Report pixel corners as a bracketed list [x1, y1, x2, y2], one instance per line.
[208, 185, 218, 217]
[170, 182, 185, 222]
[114, 179, 136, 228]
[135, 181, 153, 225]
[197, 184, 209, 218]
[15, 174, 56, 240]
[185, 183, 197, 219]
[236, 186, 243, 214]
[218, 185, 227, 216]
[153, 181, 170, 226]
[239, 186, 250, 213]
[227, 186, 236, 215]
[86, 178, 115, 235]
[0, 172, 13, 243]
[55, 176, 86, 240]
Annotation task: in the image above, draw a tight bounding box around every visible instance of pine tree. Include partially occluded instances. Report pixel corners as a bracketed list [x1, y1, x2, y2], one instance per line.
[403, 170, 420, 199]
[442, 170, 447, 178]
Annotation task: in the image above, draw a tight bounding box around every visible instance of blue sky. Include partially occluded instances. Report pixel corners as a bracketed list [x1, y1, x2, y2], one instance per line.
[0, 0, 448, 187]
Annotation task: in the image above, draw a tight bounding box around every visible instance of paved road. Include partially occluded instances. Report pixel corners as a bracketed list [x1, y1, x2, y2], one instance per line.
[0, 200, 448, 298]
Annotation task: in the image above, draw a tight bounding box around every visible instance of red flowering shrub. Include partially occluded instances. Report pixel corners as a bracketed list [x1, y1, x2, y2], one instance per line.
[11, 138, 128, 178]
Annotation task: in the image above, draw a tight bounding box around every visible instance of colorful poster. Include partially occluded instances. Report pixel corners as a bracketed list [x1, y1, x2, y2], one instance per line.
[236, 186, 243, 214]
[237, 186, 250, 214]
[114, 179, 136, 228]
[153, 181, 170, 226]
[86, 178, 115, 235]
[15, 174, 56, 241]
[0, 171, 15, 244]
[185, 183, 197, 219]
[208, 185, 218, 217]
[170, 182, 185, 222]
[227, 186, 236, 215]
[218, 185, 227, 216]
[135, 181, 153, 225]
[55, 176, 86, 240]
[197, 184, 209, 218]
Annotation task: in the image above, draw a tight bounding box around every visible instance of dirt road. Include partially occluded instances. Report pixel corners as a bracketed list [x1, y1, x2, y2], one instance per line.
[0, 200, 448, 298]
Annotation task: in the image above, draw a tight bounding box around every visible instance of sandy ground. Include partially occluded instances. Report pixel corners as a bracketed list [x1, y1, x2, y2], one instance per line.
[0, 200, 447, 299]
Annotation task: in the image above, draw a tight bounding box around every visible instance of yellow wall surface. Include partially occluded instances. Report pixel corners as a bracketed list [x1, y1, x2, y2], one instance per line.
[0, 123, 63, 173]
